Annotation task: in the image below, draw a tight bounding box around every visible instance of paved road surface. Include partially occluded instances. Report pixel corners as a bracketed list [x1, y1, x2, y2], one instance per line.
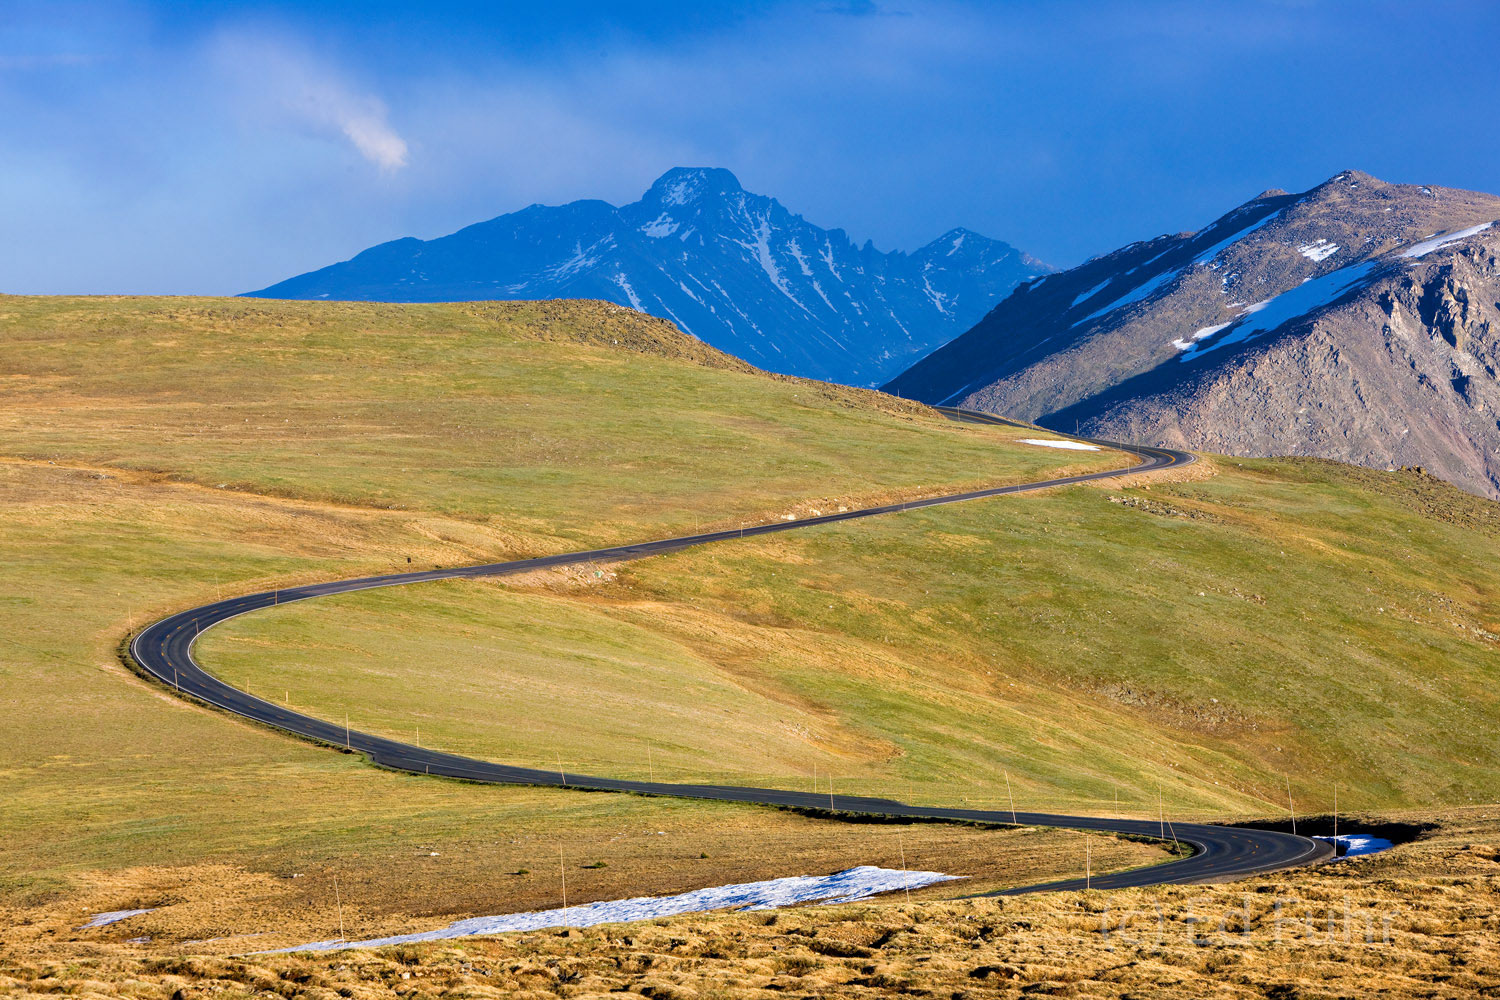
[129, 408, 1330, 893]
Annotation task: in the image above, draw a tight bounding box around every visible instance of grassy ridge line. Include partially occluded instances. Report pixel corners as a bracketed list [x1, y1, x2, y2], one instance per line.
[0, 295, 1118, 552]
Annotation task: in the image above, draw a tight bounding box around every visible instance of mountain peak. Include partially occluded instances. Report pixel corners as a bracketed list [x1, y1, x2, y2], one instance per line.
[644, 167, 744, 207]
[244, 168, 1047, 387]
[917, 227, 1003, 259]
[1308, 168, 1386, 198]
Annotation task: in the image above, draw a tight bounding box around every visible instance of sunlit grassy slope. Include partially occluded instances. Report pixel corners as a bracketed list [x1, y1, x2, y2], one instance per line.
[206, 454, 1500, 821]
[0, 295, 1114, 547]
[0, 295, 1137, 927]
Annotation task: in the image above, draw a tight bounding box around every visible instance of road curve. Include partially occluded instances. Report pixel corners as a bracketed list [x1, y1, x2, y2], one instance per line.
[128, 408, 1330, 894]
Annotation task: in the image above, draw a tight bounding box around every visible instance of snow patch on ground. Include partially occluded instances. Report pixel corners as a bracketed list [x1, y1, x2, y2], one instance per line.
[1315, 833, 1395, 858]
[1019, 438, 1100, 451]
[80, 908, 155, 929]
[1400, 221, 1493, 259]
[1297, 239, 1340, 262]
[274, 867, 959, 952]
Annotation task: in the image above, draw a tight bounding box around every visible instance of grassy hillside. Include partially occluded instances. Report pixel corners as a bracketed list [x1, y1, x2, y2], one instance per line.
[0, 295, 1139, 938]
[0, 295, 1114, 547]
[4, 293, 1497, 969]
[204, 454, 1500, 821]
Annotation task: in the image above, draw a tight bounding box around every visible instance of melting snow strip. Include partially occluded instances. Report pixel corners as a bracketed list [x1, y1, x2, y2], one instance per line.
[1314, 833, 1394, 858]
[271, 866, 959, 953]
[79, 908, 155, 929]
[1018, 438, 1100, 451]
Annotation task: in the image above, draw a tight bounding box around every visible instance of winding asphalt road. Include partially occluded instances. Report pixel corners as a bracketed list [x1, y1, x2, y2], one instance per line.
[129, 408, 1331, 894]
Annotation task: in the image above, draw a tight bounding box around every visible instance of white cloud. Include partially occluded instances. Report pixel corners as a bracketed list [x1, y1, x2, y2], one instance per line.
[212, 30, 408, 171]
[338, 105, 408, 170]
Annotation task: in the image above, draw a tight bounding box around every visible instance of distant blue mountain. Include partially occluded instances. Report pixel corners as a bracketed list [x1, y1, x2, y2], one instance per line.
[244, 168, 1048, 386]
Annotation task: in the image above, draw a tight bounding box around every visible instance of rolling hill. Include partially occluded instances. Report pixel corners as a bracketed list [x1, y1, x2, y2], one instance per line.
[245, 168, 1048, 386]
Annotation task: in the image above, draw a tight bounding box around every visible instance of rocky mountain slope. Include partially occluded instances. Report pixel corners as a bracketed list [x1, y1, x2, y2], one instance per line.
[886, 170, 1500, 497]
[245, 168, 1046, 386]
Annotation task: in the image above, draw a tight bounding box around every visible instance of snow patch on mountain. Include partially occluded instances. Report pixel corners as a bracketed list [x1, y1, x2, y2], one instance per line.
[1178, 261, 1380, 361]
[640, 213, 680, 238]
[1298, 239, 1340, 262]
[551, 237, 613, 280]
[1400, 221, 1493, 259]
[1191, 209, 1282, 265]
[1076, 268, 1180, 326]
[1071, 279, 1111, 308]
[611, 271, 644, 311]
[922, 270, 951, 315]
[660, 177, 699, 206]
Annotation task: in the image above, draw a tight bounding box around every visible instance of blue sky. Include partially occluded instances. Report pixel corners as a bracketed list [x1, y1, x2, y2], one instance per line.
[5, 0, 1499, 294]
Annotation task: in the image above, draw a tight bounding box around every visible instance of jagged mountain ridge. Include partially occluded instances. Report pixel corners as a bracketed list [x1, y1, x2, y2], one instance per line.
[886, 170, 1500, 498]
[246, 168, 1047, 386]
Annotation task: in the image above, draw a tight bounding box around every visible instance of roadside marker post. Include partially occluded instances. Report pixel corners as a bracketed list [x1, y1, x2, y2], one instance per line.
[558, 754, 567, 786]
[1286, 774, 1297, 835]
[345, 713, 350, 749]
[1005, 770, 1017, 825]
[1084, 833, 1091, 889]
[559, 848, 569, 928]
[1333, 783, 1338, 845]
[1157, 781, 1166, 840]
[334, 874, 346, 943]
[898, 832, 911, 902]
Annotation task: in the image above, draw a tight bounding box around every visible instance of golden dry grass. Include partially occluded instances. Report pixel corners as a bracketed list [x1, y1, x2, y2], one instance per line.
[4, 810, 1497, 999]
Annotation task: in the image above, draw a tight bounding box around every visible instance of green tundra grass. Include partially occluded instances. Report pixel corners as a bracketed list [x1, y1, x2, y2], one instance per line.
[0, 295, 1143, 941]
[3, 294, 1497, 953]
[203, 454, 1500, 821]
